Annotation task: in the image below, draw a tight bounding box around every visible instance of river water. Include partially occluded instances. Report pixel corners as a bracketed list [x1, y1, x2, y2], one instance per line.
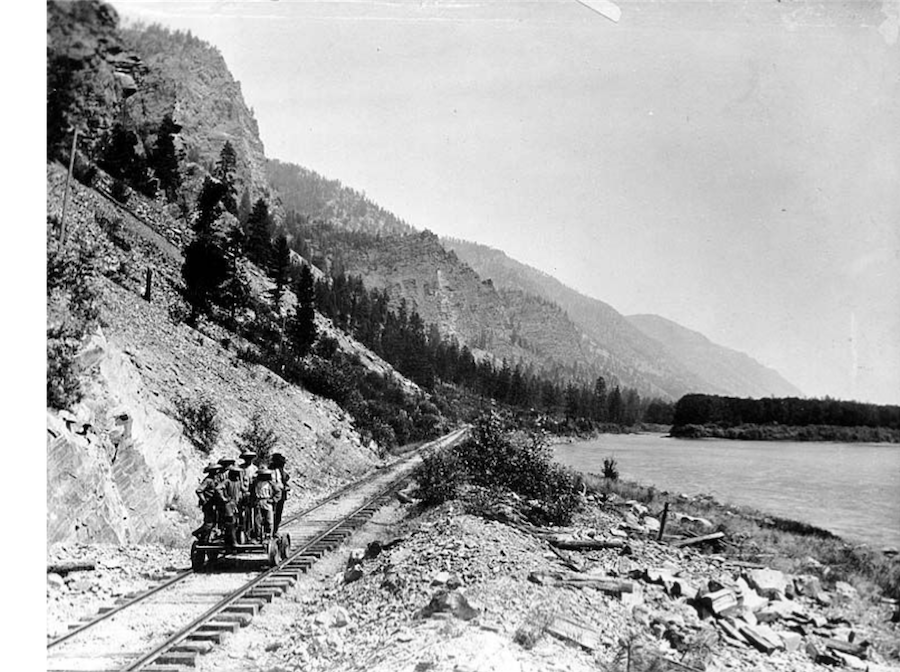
[553, 434, 900, 548]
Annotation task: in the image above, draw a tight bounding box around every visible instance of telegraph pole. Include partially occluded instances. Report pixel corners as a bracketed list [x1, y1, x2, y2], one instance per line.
[59, 128, 79, 247]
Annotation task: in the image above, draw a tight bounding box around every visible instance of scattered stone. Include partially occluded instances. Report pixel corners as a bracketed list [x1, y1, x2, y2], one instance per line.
[735, 620, 783, 654]
[643, 517, 661, 534]
[734, 577, 768, 613]
[315, 606, 350, 628]
[834, 581, 858, 601]
[746, 568, 788, 600]
[778, 630, 803, 653]
[417, 590, 479, 621]
[47, 573, 66, 590]
[701, 588, 739, 617]
[344, 565, 363, 583]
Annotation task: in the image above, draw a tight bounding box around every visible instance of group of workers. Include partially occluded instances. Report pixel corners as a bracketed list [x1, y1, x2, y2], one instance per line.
[192, 450, 291, 545]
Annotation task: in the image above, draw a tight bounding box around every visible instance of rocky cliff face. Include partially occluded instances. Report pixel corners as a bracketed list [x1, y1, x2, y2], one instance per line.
[47, 0, 146, 159]
[121, 24, 275, 208]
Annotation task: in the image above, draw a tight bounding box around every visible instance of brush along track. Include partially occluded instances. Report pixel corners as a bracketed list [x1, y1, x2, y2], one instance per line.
[47, 427, 468, 672]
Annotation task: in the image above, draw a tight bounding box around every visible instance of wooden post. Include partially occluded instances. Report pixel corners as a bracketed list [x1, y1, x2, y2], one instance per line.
[59, 128, 79, 247]
[657, 502, 669, 541]
[144, 268, 153, 301]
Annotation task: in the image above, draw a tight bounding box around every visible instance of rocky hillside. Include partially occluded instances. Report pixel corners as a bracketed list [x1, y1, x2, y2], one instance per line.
[45, 157, 414, 545]
[627, 314, 802, 399]
[444, 238, 800, 399]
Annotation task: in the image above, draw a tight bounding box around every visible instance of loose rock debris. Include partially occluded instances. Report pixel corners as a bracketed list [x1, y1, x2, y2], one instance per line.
[49, 489, 900, 672]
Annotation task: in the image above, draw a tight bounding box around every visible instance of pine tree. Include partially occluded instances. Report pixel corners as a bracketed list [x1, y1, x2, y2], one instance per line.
[182, 234, 228, 323]
[219, 222, 250, 321]
[287, 264, 317, 357]
[182, 175, 230, 322]
[238, 188, 252, 226]
[269, 234, 291, 307]
[246, 198, 273, 268]
[152, 114, 183, 202]
[214, 141, 238, 214]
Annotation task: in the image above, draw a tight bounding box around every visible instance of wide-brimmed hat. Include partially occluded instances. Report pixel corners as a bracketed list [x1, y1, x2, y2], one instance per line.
[203, 462, 221, 473]
[270, 452, 285, 464]
[256, 468, 272, 479]
[228, 466, 242, 475]
[218, 457, 236, 466]
[239, 451, 257, 460]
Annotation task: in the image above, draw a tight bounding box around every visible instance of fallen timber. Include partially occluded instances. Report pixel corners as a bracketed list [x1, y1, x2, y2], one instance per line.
[528, 570, 636, 595]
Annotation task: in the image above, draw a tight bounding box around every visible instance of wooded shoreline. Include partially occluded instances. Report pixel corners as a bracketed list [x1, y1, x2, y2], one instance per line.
[669, 422, 900, 443]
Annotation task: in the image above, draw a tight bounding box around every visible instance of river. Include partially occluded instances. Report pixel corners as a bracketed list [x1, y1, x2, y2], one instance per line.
[553, 434, 900, 548]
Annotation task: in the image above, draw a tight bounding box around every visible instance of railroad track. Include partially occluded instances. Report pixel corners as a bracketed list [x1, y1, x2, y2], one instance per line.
[47, 427, 468, 672]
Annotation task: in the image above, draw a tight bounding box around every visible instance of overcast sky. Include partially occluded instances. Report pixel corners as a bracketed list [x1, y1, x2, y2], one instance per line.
[107, 0, 900, 404]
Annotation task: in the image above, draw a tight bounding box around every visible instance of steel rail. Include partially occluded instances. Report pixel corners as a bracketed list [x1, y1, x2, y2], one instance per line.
[47, 427, 465, 651]
[120, 427, 468, 671]
[47, 569, 194, 649]
[118, 431, 455, 672]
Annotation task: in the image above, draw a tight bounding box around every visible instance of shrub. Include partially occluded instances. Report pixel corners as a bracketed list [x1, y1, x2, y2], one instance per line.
[237, 411, 278, 465]
[602, 457, 619, 480]
[96, 212, 131, 251]
[413, 448, 463, 505]
[47, 218, 100, 410]
[417, 411, 582, 526]
[173, 394, 221, 454]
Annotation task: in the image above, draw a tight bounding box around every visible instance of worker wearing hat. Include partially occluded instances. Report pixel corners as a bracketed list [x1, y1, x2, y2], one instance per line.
[220, 466, 243, 546]
[238, 451, 258, 539]
[192, 463, 224, 543]
[216, 456, 236, 488]
[253, 468, 282, 540]
[269, 452, 291, 535]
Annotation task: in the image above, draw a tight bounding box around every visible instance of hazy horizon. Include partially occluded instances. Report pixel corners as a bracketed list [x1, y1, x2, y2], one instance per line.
[108, 0, 900, 404]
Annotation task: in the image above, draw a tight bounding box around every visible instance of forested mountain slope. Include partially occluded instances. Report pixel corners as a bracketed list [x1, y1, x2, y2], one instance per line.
[444, 238, 799, 399]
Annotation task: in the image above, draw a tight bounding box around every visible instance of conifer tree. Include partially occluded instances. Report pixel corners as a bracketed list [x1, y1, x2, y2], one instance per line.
[182, 177, 228, 322]
[219, 222, 250, 321]
[246, 198, 273, 268]
[269, 234, 291, 307]
[152, 113, 183, 202]
[214, 141, 238, 214]
[287, 264, 317, 357]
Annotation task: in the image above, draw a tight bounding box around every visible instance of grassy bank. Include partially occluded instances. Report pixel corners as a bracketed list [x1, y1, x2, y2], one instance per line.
[582, 471, 900, 600]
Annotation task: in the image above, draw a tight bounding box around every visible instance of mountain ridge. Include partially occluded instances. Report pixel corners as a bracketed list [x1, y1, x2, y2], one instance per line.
[443, 237, 801, 399]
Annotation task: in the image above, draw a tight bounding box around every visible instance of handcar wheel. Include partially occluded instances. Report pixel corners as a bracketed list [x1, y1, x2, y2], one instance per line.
[190, 541, 205, 571]
[206, 550, 219, 564]
[267, 538, 279, 566]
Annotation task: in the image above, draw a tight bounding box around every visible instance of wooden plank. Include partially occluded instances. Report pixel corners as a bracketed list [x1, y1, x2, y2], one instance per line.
[672, 532, 725, 548]
[528, 571, 635, 594]
[48, 561, 96, 575]
[549, 537, 627, 550]
[545, 616, 601, 651]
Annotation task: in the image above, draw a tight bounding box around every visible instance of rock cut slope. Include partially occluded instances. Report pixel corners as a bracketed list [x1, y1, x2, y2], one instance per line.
[45, 157, 404, 545]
